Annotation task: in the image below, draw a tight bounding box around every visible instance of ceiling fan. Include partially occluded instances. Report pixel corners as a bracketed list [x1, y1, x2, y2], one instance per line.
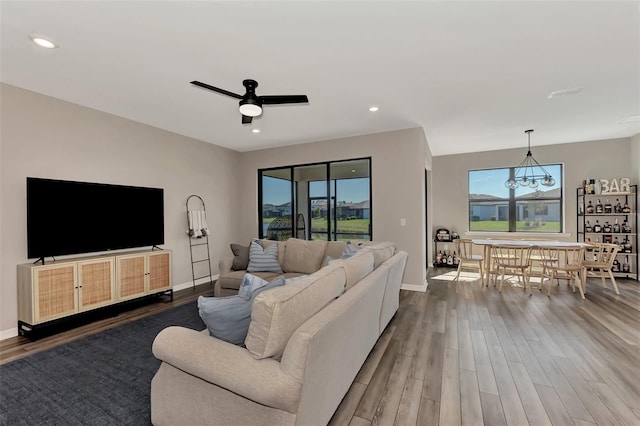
[190, 79, 309, 124]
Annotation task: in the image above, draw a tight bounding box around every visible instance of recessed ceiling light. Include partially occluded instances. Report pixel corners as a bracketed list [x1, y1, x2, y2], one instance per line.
[547, 87, 582, 99]
[252, 129, 261, 133]
[368, 106, 379, 112]
[620, 114, 640, 124]
[30, 35, 57, 49]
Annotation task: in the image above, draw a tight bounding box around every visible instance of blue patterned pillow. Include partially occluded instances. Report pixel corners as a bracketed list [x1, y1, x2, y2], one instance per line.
[247, 240, 282, 273]
[198, 276, 286, 345]
[238, 273, 271, 298]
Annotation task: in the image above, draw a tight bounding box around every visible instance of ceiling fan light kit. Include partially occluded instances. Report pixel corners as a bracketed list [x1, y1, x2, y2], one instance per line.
[190, 78, 308, 124]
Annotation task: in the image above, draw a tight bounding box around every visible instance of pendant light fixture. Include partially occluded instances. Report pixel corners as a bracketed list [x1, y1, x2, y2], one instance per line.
[505, 129, 556, 189]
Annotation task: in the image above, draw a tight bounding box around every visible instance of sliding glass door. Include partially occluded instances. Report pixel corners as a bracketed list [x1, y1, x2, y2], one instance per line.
[258, 158, 371, 242]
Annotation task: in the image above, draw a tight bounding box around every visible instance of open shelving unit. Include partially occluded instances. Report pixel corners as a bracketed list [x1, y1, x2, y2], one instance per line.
[576, 185, 638, 280]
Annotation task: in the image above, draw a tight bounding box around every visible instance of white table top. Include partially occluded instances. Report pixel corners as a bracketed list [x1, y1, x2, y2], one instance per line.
[471, 239, 592, 248]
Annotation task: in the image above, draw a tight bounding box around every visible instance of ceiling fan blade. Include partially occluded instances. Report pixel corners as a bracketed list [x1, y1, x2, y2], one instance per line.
[259, 95, 309, 105]
[242, 114, 253, 124]
[190, 81, 244, 99]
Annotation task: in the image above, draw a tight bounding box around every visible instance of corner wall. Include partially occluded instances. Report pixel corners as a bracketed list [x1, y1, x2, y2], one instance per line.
[236, 127, 431, 288]
[0, 84, 241, 336]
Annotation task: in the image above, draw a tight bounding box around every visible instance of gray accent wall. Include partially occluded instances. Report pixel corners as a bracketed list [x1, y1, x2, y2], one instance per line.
[0, 83, 241, 335]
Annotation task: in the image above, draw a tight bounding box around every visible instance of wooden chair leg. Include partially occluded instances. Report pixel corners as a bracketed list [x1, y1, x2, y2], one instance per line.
[575, 271, 585, 300]
[454, 263, 462, 283]
[607, 269, 620, 295]
[547, 270, 555, 296]
[601, 272, 607, 288]
[498, 268, 505, 292]
[479, 261, 485, 286]
[524, 270, 532, 295]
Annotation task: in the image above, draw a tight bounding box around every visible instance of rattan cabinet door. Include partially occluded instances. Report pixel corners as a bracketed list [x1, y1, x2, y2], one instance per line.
[33, 263, 78, 323]
[78, 258, 115, 311]
[148, 251, 171, 292]
[116, 254, 147, 301]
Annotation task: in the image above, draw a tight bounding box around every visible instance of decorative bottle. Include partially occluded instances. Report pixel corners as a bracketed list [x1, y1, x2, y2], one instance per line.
[613, 219, 621, 233]
[615, 199, 622, 213]
[585, 221, 592, 233]
[603, 221, 612, 233]
[587, 200, 594, 214]
[447, 252, 454, 265]
[622, 220, 632, 233]
[622, 256, 630, 273]
[594, 220, 602, 233]
[622, 201, 631, 213]
[612, 258, 620, 272]
[596, 199, 603, 214]
[604, 199, 612, 214]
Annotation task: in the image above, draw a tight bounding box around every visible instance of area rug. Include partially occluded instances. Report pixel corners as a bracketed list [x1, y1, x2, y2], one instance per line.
[0, 301, 204, 426]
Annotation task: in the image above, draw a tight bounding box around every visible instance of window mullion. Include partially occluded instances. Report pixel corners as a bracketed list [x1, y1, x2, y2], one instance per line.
[509, 167, 517, 232]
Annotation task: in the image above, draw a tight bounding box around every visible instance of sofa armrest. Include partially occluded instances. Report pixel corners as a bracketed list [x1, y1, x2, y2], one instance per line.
[219, 256, 234, 274]
[152, 326, 301, 413]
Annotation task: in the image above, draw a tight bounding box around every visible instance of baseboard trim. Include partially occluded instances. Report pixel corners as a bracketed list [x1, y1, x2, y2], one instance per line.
[0, 327, 19, 341]
[0, 275, 220, 341]
[172, 274, 219, 292]
[401, 279, 428, 292]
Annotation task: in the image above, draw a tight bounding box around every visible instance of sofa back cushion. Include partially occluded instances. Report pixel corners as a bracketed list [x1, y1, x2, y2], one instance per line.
[282, 238, 328, 274]
[330, 250, 375, 290]
[363, 241, 397, 268]
[325, 241, 347, 260]
[245, 265, 346, 360]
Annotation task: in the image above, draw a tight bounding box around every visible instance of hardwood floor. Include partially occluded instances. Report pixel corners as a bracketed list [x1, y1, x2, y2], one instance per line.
[330, 269, 640, 426]
[2, 272, 639, 426]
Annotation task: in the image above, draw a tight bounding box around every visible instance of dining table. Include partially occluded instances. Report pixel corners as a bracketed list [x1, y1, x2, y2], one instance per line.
[471, 239, 593, 287]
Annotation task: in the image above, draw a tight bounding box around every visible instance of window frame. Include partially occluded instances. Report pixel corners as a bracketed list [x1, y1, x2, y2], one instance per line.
[468, 164, 564, 233]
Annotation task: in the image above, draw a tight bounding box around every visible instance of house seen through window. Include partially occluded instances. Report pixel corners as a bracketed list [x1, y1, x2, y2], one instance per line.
[468, 164, 563, 232]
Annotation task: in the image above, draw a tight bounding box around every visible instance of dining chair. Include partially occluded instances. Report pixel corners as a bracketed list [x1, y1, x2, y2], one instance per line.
[490, 245, 532, 293]
[523, 238, 555, 283]
[454, 239, 484, 285]
[539, 246, 585, 299]
[581, 243, 620, 295]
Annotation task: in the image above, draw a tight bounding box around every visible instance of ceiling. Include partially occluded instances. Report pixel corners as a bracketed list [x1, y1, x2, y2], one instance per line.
[1, 1, 639, 156]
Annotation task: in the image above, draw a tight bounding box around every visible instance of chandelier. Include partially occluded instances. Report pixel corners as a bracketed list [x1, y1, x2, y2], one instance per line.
[505, 129, 556, 189]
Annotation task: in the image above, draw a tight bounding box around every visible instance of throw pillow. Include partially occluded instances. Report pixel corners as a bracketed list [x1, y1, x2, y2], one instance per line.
[230, 243, 250, 270]
[238, 273, 271, 298]
[340, 241, 363, 259]
[198, 276, 286, 345]
[247, 240, 282, 273]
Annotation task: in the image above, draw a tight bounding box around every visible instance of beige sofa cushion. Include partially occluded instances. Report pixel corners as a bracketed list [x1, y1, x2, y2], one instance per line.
[216, 270, 280, 291]
[245, 265, 346, 360]
[259, 239, 287, 268]
[325, 241, 347, 260]
[364, 241, 397, 268]
[282, 238, 328, 274]
[330, 250, 374, 290]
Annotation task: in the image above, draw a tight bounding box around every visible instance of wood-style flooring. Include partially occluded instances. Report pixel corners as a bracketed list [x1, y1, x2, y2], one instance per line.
[330, 269, 640, 426]
[2, 271, 639, 426]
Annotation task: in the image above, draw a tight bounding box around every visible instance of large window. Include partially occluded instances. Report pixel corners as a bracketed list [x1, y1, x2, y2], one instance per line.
[468, 164, 563, 232]
[258, 158, 371, 242]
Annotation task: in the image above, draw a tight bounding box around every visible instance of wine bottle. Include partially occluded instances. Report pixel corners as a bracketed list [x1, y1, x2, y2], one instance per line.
[585, 220, 592, 233]
[622, 201, 631, 213]
[604, 199, 612, 214]
[447, 253, 454, 265]
[603, 221, 612, 233]
[596, 199, 603, 214]
[615, 199, 622, 213]
[613, 236, 621, 250]
[613, 218, 621, 233]
[594, 220, 602, 233]
[622, 220, 632, 233]
[612, 258, 620, 272]
[623, 237, 632, 253]
[622, 256, 630, 273]
[587, 200, 594, 214]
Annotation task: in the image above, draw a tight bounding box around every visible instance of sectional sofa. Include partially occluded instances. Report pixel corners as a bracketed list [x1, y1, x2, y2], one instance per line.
[151, 238, 408, 425]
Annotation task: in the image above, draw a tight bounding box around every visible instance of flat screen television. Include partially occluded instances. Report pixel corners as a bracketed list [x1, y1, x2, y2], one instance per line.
[27, 177, 164, 259]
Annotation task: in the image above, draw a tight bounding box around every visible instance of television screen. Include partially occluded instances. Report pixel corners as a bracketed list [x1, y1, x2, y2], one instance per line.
[27, 177, 164, 259]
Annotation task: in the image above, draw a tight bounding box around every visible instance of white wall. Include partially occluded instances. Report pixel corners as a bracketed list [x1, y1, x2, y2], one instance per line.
[0, 84, 241, 336]
[236, 128, 432, 288]
[432, 137, 633, 249]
